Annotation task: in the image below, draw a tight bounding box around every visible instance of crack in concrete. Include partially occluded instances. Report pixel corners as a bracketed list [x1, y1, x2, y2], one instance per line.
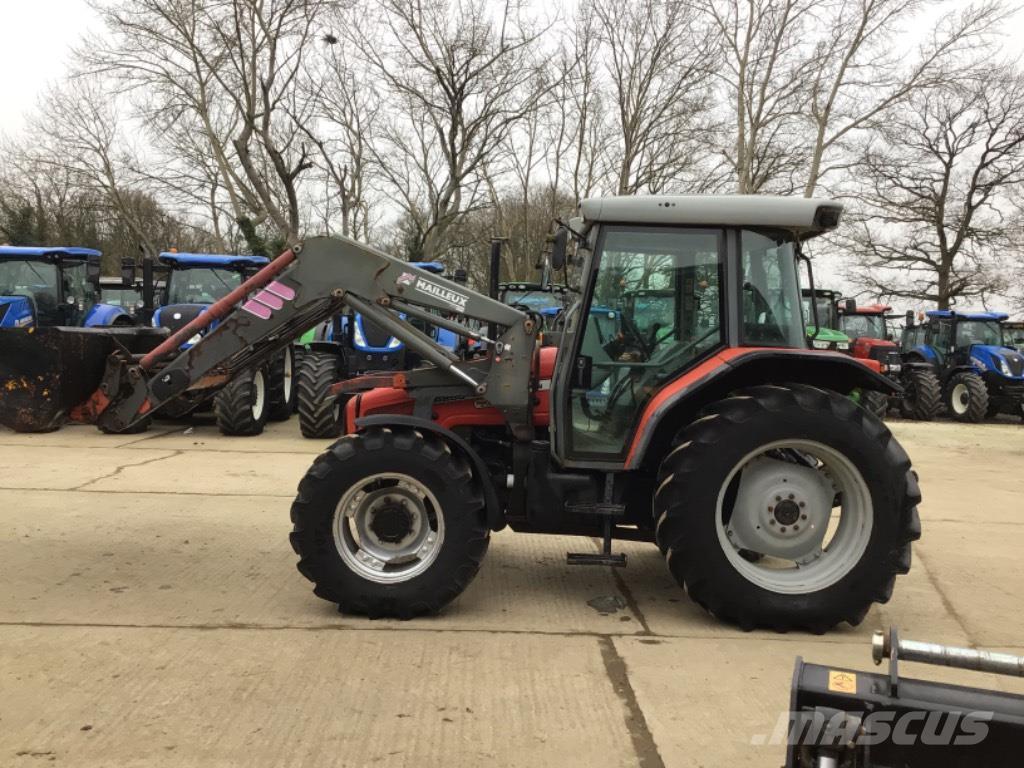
[914, 546, 978, 647]
[71, 451, 184, 491]
[588, 535, 656, 635]
[597, 636, 666, 768]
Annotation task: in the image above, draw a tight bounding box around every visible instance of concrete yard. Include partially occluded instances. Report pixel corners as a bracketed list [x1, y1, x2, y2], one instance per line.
[1, 418, 1022, 767]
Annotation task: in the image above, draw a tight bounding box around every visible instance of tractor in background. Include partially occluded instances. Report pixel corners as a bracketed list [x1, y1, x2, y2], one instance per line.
[0, 246, 136, 328]
[294, 261, 463, 438]
[837, 302, 941, 420]
[902, 309, 1024, 422]
[153, 252, 296, 435]
[800, 288, 851, 352]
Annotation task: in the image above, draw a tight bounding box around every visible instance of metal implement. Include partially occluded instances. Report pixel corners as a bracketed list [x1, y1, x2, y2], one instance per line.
[873, 627, 1024, 678]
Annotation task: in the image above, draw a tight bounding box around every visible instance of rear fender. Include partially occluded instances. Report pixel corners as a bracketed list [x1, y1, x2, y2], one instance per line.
[625, 348, 900, 471]
[354, 414, 505, 531]
[83, 303, 133, 327]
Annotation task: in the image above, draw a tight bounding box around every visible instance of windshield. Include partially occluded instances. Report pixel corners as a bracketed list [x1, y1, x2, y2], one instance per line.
[801, 295, 838, 330]
[741, 232, 805, 347]
[0, 259, 59, 303]
[166, 267, 242, 304]
[502, 289, 565, 312]
[957, 320, 1003, 348]
[100, 287, 141, 308]
[841, 313, 887, 340]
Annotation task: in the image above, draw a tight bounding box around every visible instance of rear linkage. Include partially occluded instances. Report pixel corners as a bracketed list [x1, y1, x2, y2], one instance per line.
[75, 236, 539, 436]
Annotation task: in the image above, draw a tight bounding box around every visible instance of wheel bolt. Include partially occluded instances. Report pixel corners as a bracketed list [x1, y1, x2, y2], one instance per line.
[775, 495, 782, 502]
[799, 501, 805, 508]
[801, 514, 808, 521]
[788, 493, 795, 500]
[767, 506, 774, 512]
[780, 526, 787, 533]
[793, 525, 799, 531]
[769, 520, 776, 526]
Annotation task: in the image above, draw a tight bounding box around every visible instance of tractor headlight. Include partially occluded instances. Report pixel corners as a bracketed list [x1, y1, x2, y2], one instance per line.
[353, 320, 367, 348]
[998, 357, 1012, 377]
[187, 333, 202, 346]
[812, 339, 830, 350]
[836, 341, 849, 351]
[387, 335, 402, 349]
[971, 355, 988, 371]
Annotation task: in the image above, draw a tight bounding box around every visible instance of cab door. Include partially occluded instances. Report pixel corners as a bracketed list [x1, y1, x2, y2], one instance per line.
[551, 226, 725, 466]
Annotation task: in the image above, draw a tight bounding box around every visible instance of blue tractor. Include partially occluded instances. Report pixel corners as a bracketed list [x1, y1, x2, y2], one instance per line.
[153, 252, 296, 435]
[0, 246, 136, 329]
[295, 261, 461, 438]
[902, 309, 1024, 422]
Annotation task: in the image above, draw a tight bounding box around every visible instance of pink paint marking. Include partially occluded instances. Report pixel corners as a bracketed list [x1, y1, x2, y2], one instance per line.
[254, 290, 284, 310]
[241, 299, 273, 320]
[266, 281, 296, 301]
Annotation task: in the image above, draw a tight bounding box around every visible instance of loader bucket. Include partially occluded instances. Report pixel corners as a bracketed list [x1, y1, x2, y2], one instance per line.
[0, 326, 167, 433]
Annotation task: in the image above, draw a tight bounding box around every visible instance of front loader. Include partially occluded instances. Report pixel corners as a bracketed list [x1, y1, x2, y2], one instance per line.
[0, 195, 920, 632]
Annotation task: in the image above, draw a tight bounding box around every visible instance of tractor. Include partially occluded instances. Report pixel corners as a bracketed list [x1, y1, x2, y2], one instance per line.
[800, 288, 851, 352]
[0, 195, 921, 633]
[0, 246, 136, 328]
[837, 302, 942, 420]
[902, 309, 1024, 422]
[153, 251, 296, 435]
[295, 261, 468, 439]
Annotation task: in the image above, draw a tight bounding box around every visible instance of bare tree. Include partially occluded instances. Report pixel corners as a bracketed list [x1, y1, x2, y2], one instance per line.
[844, 70, 1024, 309]
[802, 0, 1005, 197]
[593, 0, 718, 195]
[348, 0, 554, 260]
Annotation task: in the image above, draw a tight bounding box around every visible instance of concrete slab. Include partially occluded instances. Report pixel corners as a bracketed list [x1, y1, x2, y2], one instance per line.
[614, 635, 1024, 768]
[0, 423, 183, 449]
[0, 625, 636, 768]
[135, 417, 329, 454]
[0, 490, 645, 636]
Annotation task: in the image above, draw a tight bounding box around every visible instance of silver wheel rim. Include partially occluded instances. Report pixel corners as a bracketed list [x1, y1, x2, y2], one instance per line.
[282, 349, 293, 404]
[251, 369, 267, 420]
[951, 383, 969, 415]
[715, 439, 873, 594]
[334, 472, 444, 584]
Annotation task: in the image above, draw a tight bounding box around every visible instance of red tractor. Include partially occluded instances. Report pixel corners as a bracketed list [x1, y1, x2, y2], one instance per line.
[838, 302, 941, 420]
[0, 195, 921, 633]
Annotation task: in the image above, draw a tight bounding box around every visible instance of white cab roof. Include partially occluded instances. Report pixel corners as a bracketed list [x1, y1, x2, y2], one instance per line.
[580, 195, 842, 237]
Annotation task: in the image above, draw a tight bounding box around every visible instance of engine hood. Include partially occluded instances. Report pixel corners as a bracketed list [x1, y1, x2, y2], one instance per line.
[970, 344, 1024, 378]
[0, 296, 35, 328]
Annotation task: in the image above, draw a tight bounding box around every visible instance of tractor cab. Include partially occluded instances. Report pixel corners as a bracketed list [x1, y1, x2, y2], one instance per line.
[904, 310, 1024, 421]
[837, 302, 900, 367]
[154, 252, 269, 346]
[498, 282, 570, 328]
[800, 288, 850, 351]
[0, 246, 135, 328]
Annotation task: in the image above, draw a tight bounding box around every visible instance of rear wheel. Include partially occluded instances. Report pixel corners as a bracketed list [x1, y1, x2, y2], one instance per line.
[290, 427, 489, 618]
[267, 346, 296, 421]
[214, 367, 269, 436]
[654, 384, 920, 633]
[898, 368, 941, 421]
[297, 351, 344, 439]
[945, 371, 988, 423]
[860, 389, 889, 419]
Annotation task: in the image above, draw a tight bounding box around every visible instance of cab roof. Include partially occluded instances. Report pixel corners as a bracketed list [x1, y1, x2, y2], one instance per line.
[410, 261, 443, 274]
[579, 195, 843, 238]
[926, 309, 1008, 322]
[158, 252, 269, 269]
[848, 303, 891, 315]
[0, 245, 101, 260]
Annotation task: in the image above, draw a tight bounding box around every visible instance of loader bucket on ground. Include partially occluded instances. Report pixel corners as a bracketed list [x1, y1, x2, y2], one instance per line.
[0, 326, 167, 433]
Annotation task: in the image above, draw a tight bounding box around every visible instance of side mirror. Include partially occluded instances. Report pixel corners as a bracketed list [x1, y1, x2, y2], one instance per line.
[842, 298, 856, 314]
[549, 226, 569, 272]
[905, 310, 915, 328]
[452, 268, 468, 285]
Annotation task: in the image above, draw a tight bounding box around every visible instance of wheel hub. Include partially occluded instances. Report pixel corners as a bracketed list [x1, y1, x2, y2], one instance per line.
[726, 456, 835, 561]
[369, 500, 415, 544]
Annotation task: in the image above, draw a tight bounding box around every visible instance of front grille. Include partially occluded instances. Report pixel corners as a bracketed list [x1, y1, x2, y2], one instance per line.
[1004, 352, 1024, 377]
[867, 345, 891, 363]
[360, 317, 393, 349]
[157, 304, 205, 334]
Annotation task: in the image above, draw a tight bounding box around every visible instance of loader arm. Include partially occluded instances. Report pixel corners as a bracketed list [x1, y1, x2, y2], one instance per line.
[74, 236, 539, 436]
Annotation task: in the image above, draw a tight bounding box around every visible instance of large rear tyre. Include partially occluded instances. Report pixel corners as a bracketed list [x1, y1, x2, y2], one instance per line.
[898, 368, 941, 421]
[214, 367, 269, 436]
[290, 427, 490, 618]
[267, 346, 296, 422]
[654, 384, 920, 634]
[860, 389, 889, 419]
[296, 351, 344, 439]
[945, 371, 988, 423]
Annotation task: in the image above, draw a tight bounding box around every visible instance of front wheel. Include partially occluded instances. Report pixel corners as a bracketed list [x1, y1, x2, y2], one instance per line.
[296, 351, 345, 439]
[290, 427, 490, 618]
[214, 367, 270, 436]
[266, 346, 296, 421]
[654, 384, 920, 633]
[898, 367, 941, 421]
[945, 371, 988, 423]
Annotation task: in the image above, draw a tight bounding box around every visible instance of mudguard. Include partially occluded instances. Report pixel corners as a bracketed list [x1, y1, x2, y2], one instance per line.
[83, 302, 133, 327]
[625, 347, 900, 470]
[0, 296, 34, 328]
[354, 414, 505, 532]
